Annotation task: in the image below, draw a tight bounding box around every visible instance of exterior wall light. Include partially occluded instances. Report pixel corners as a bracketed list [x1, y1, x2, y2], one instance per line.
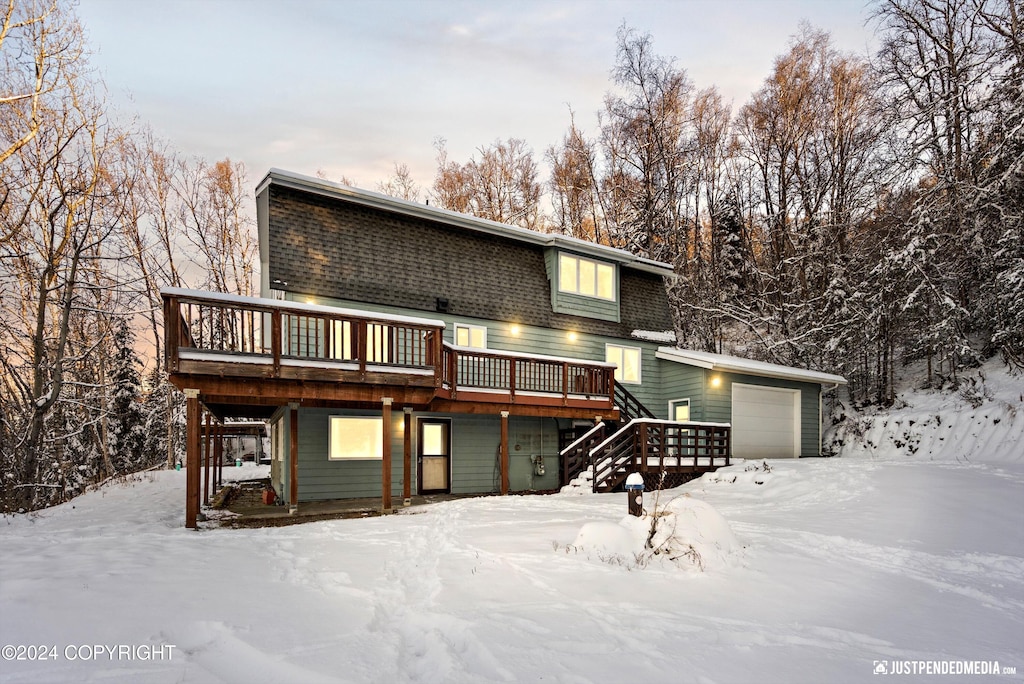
[710, 375, 722, 388]
[510, 324, 521, 336]
[567, 331, 578, 342]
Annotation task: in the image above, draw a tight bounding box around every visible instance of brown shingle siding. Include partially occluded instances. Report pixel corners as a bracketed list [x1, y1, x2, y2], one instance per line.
[268, 185, 675, 338]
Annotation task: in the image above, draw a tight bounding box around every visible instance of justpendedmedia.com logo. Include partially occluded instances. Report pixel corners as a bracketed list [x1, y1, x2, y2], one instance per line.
[873, 659, 1017, 676]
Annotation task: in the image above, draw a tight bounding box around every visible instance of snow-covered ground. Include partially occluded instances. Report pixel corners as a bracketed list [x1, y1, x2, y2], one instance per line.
[2, 366, 1023, 683]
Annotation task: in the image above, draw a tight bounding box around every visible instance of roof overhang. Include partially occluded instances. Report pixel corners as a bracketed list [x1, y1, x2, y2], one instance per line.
[257, 168, 675, 277]
[656, 347, 848, 387]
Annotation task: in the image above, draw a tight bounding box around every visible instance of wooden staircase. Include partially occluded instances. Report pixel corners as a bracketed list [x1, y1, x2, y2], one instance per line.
[589, 420, 732, 492]
[559, 383, 732, 492]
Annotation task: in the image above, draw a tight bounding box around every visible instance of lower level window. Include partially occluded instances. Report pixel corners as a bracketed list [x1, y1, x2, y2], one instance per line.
[669, 399, 690, 422]
[329, 416, 383, 460]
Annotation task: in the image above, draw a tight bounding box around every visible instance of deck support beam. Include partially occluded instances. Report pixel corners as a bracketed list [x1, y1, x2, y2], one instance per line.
[500, 411, 510, 495]
[382, 398, 393, 513]
[403, 407, 412, 506]
[214, 423, 224, 490]
[203, 412, 212, 506]
[289, 403, 299, 514]
[184, 389, 201, 529]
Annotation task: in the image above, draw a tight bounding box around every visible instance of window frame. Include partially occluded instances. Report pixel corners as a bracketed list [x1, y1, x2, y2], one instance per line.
[453, 323, 487, 349]
[605, 343, 642, 384]
[669, 398, 691, 422]
[558, 253, 616, 302]
[328, 416, 384, 461]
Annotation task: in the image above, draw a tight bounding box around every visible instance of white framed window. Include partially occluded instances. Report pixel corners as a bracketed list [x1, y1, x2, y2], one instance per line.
[558, 253, 615, 301]
[605, 344, 641, 384]
[669, 399, 691, 422]
[327, 321, 390, 363]
[454, 323, 487, 349]
[329, 416, 383, 460]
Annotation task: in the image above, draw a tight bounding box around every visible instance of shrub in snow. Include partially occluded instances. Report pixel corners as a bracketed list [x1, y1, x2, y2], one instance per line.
[569, 495, 740, 571]
[700, 461, 774, 487]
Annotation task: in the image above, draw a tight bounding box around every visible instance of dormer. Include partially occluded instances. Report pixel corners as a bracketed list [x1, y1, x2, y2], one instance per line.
[545, 249, 620, 323]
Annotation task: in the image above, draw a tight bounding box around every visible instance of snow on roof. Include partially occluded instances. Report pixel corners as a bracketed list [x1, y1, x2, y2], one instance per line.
[258, 168, 675, 277]
[656, 347, 847, 386]
[631, 329, 677, 343]
[160, 287, 447, 329]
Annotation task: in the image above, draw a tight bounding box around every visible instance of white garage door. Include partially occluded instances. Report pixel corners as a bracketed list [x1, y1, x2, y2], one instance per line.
[731, 383, 801, 458]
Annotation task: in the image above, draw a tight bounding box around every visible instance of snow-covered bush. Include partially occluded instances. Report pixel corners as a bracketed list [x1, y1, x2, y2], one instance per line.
[568, 494, 741, 571]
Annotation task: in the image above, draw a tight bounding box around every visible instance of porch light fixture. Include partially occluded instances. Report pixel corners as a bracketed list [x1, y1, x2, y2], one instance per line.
[710, 375, 722, 388]
[510, 324, 521, 336]
[567, 331, 578, 343]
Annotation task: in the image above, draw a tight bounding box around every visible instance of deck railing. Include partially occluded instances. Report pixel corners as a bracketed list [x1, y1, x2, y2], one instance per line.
[163, 291, 443, 377]
[590, 420, 731, 492]
[440, 344, 615, 405]
[163, 290, 617, 411]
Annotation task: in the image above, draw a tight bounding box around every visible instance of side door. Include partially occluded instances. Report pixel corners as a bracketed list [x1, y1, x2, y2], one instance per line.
[418, 418, 451, 494]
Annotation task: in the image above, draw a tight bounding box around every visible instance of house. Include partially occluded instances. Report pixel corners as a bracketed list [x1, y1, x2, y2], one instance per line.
[162, 169, 846, 528]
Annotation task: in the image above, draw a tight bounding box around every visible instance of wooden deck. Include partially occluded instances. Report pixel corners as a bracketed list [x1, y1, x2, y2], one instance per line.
[163, 290, 617, 419]
[162, 289, 622, 528]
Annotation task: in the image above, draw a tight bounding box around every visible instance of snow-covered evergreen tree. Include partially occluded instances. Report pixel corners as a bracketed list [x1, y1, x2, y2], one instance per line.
[107, 319, 147, 474]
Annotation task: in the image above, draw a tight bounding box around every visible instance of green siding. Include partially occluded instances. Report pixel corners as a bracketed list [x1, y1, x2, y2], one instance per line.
[287, 409, 563, 501]
[544, 248, 620, 323]
[697, 371, 821, 458]
[295, 408, 406, 501]
[288, 293, 665, 418]
[657, 359, 705, 420]
[423, 414, 561, 494]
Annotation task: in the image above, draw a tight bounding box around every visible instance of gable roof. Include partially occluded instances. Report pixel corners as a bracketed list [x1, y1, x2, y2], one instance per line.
[257, 168, 675, 277]
[656, 347, 848, 386]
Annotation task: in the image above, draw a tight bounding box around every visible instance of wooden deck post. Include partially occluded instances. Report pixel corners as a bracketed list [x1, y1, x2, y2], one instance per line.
[203, 412, 212, 506]
[289, 403, 299, 514]
[184, 389, 200, 529]
[500, 411, 510, 495]
[382, 397, 393, 513]
[403, 407, 412, 506]
[214, 423, 224, 489]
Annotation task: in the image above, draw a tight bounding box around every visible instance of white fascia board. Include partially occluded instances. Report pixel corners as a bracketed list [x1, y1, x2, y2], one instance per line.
[656, 347, 848, 386]
[161, 287, 447, 329]
[258, 168, 674, 277]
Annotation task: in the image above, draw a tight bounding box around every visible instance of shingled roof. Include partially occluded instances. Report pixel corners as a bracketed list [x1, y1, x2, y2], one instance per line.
[258, 169, 676, 339]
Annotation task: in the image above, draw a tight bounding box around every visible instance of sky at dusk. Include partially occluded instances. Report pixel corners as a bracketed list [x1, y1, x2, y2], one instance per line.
[78, 0, 877, 195]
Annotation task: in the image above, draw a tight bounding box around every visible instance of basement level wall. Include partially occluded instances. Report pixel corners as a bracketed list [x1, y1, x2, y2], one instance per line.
[291, 408, 563, 501]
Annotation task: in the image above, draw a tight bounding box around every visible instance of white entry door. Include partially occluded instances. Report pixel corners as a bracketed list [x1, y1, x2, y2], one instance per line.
[731, 383, 800, 458]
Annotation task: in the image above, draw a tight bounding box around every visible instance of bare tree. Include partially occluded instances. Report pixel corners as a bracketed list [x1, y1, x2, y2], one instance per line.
[431, 137, 543, 230]
[873, 0, 1003, 382]
[376, 162, 421, 202]
[177, 157, 258, 296]
[547, 110, 605, 243]
[600, 25, 696, 263]
[0, 0, 135, 510]
[0, 0, 64, 169]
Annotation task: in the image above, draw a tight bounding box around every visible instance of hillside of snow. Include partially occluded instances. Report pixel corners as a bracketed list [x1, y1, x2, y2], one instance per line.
[1, 362, 1022, 683]
[827, 357, 1023, 464]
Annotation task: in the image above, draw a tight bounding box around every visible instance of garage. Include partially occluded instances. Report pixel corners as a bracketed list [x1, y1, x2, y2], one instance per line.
[731, 383, 801, 458]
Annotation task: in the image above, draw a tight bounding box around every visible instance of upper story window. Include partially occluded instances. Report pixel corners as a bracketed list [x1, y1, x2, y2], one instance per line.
[454, 323, 487, 349]
[606, 344, 641, 384]
[559, 253, 615, 301]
